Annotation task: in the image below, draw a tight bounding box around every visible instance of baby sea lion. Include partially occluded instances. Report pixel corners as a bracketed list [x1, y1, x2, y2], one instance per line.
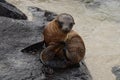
[40, 13, 85, 69]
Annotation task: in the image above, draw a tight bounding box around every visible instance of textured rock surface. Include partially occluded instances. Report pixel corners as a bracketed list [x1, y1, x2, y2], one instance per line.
[0, 1, 27, 20]
[0, 7, 92, 80]
[0, 17, 44, 80]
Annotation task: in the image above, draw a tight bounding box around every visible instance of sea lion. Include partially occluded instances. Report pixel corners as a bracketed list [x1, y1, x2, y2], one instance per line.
[40, 13, 85, 69]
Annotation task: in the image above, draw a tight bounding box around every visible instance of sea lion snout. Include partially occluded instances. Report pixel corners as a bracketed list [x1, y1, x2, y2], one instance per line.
[62, 26, 71, 33]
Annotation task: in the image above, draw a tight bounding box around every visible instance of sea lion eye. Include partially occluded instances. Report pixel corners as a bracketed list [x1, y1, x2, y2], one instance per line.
[58, 21, 63, 27]
[59, 21, 63, 25]
[69, 23, 74, 27]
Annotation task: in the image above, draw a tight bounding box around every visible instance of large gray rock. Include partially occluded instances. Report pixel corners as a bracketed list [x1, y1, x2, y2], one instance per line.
[0, 17, 44, 80]
[0, 1, 27, 20]
[0, 7, 92, 80]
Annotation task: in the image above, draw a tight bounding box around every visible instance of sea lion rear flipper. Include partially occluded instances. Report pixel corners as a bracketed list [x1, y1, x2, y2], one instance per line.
[21, 41, 44, 53]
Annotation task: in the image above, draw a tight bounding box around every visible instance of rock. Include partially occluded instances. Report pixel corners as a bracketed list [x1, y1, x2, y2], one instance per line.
[0, 0, 6, 3]
[26, 6, 57, 31]
[0, 7, 92, 80]
[28, 6, 57, 25]
[0, 17, 44, 80]
[0, 1, 27, 20]
[112, 66, 120, 80]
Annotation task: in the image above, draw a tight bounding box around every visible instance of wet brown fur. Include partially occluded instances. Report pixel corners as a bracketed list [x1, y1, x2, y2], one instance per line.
[66, 30, 85, 64]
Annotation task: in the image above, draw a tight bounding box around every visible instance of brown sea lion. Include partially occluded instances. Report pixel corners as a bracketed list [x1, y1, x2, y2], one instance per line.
[40, 13, 85, 69]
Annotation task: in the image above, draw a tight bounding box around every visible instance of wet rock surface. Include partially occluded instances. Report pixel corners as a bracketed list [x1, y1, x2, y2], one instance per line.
[0, 6, 92, 80]
[0, 0, 27, 20]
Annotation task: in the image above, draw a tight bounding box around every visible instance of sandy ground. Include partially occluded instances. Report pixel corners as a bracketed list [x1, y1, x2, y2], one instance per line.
[6, 0, 120, 80]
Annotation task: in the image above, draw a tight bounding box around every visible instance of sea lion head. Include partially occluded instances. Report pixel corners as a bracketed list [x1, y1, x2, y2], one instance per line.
[55, 13, 75, 33]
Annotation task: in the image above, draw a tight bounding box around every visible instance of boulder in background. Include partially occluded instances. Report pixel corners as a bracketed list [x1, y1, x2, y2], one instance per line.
[0, 1, 27, 20]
